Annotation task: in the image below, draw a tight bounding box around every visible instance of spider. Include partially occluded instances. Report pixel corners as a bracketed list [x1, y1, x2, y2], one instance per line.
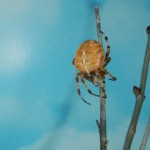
[72, 31, 116, 105]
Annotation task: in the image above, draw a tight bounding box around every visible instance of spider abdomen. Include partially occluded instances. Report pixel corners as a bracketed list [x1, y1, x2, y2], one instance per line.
[74, 40, 105, 73]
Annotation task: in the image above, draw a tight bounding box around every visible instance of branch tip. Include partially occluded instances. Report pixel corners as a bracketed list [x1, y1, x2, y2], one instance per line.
[94, 5, 98, 12]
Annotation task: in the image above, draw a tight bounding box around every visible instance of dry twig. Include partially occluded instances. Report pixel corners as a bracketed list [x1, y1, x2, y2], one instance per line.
[95, 6, 107, 150]
[123, 26, 150, 150]
[140, 116, 150, 150]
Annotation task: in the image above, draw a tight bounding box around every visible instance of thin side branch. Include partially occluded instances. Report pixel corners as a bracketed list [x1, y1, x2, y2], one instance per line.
[123, 26, 150, 150]
[140, 117, 150, 150]
[95, 6, 107, 150]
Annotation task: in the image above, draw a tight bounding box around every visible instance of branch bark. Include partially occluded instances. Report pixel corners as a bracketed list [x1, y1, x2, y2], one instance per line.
[95, 6, 107, 150]
[95, 6, 103, 45]
[123, 26, 150, 150]
[140, 117, 150, 150]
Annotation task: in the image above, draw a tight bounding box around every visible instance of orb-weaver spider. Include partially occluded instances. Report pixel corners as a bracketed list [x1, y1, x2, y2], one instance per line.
[72, 31, 116, 105]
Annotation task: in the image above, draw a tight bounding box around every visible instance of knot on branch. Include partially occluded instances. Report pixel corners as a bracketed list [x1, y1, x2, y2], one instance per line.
[133, 86, 141, 97]
[147, 26, 150, 34]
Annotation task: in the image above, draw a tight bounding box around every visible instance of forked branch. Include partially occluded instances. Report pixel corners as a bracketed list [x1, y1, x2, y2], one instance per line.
[123, 26, 150, 150]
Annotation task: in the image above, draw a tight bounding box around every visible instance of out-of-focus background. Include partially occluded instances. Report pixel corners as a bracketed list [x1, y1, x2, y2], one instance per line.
[0, 0, 150, 149]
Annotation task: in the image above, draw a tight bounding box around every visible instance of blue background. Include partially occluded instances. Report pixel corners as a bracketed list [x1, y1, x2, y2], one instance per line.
[0, 0, 150, 149]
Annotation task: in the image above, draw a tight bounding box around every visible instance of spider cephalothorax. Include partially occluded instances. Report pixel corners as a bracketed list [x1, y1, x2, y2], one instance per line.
[72, 31, 116, 105]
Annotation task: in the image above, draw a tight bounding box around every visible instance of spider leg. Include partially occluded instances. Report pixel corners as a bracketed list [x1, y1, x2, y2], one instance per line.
[98, 31, 116, 81]
[80, 77, 100, 97]
[103, 57, 111, 68]
[76, 73, 91, 105]
[82, 74, 93, 82]
[99, 31, 110, 59]
[105, 69, 117, 81]
[95, 72, 107, 98]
